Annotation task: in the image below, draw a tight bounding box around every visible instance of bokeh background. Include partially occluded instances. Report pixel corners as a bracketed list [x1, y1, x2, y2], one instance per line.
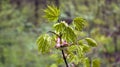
[0, 0, 120, 67]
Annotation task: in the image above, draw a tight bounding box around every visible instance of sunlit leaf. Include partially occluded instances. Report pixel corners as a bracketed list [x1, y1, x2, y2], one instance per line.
[50, 64, 57, 67]
[78, 40, 84, 45]
[63, 26, 77, 42]
[67, 52, 75, 62]
[74, 55, 80, 64]
[36, 34, 51, 53]
[67, 45, 82, 63]
[53, 21, 76, 42]
[82, 44, 91, 52]
[85, 38, 97, 47]
[73, 17, 86, 31]
[67, 45, 77, 52]
[84, 58, 90, 67]
[76, 46, 84, 58]
[53, 21, 68, 33]
[44, 5, 60, 22]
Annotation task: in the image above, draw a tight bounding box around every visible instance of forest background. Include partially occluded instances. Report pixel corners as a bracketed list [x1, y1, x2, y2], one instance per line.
[0, 0, 120, 67]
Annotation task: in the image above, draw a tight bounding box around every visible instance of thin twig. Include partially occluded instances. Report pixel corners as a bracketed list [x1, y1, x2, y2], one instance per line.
[59, 32, 69, 67]
[49, 31, 69, 67]
[61, 50, 69, 67]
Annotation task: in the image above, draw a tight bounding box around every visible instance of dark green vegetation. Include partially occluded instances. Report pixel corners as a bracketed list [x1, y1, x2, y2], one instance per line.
[0, 0, 120, 67]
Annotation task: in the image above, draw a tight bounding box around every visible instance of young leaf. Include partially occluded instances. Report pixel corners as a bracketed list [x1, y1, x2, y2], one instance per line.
[76, 46, 84, 58]
[84, 58, 90, 67]
[44, 5, 60, 22]
[63, 26, 77, 42]
[67, 52, 75, 62]
[50, 64, 57, 67]
[36, 34, 51, 53]
[85, 38, 97, 47]
[67, 45, 77, 52]
[78, 40, 84, 45]
[82, 44, 91, 52]
[53, 21, 68, 33]
[74, 55, 80, 64]
[73, 17, 86, 31]
[92, 58, 100, 67]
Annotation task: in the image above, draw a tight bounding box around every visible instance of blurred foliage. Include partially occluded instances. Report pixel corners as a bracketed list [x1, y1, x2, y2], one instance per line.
[0, 0, 54, 67]
[0, 0, 120, 67]
[44, 5, 60, 22]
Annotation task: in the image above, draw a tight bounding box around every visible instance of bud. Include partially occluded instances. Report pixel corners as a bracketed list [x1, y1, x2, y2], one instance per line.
[57, 38, 60, 43]
[55, 43, 61, 48]
[55, 37, 69, 48]
[62, 41, 68, 47]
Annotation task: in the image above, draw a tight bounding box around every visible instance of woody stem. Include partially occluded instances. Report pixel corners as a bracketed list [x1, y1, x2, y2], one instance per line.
[59, 33, 69, 67]
[61, 50, 69, 67]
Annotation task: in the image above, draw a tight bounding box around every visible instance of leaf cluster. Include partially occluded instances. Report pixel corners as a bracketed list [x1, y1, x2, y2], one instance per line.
[44, 5, 60, 22]
[36, 5, 99, 66]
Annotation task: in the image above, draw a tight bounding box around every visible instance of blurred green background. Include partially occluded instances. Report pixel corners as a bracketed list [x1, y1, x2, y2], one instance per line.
[0, 0, 120, 67]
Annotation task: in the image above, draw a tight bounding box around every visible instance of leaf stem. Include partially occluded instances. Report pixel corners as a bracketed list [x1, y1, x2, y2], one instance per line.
[47, 31, 59, 37]
[61, 50, 69, 67]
